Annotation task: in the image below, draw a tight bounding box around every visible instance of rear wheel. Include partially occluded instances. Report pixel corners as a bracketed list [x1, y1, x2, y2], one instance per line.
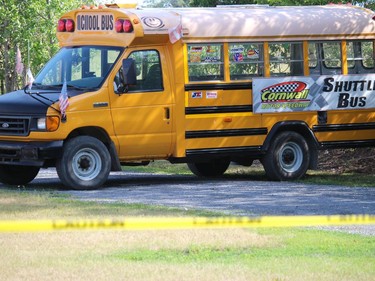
[56, 136, 111, 190]
[262, 131, 310, 181]
[187, 159, 230, 177]
[0, 165, 40, 185]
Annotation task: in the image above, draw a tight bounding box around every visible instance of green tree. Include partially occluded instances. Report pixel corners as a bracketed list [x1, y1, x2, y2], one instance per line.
[0, 0, 95, 94]
[362, 0, 375, 9]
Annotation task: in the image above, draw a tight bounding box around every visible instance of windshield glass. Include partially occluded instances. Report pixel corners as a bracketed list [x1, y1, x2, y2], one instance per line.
[34, 46, 123, 90]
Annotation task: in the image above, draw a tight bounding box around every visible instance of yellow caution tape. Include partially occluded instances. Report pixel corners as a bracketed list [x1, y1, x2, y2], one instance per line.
[0, 215, 374, 232]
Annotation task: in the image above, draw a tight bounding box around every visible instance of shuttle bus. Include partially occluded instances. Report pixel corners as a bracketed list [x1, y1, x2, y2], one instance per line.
[0, 3, 374, 189]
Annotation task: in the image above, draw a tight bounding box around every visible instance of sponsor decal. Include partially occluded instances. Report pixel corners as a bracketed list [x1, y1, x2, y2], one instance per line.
[247, 49, 259, 59]
[233, 53, 243, 62]
[190, 46, 203, 53]
[230, 46, 244, 61]
[189, 46, 221, 63]
[76, 13, 114, 31]
[206, 91, 217, 99]
[230, 47, 244, 54]
[190, 55, 201, 63]
[253, 74, 375, 113]
[260, 81, 310, 110]
[191, 91, 203, 98]
[204, 57, 219, 62]
[204, 46, 220, 63]
[206, 46, 215, 53]
[189, 46, 203, 63]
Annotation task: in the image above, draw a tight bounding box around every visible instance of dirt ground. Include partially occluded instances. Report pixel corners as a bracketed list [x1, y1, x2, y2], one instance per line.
[318, 147, 375, 174]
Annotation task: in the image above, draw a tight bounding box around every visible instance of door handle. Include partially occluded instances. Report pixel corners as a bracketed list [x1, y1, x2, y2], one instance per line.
[164, 107, 170, 120]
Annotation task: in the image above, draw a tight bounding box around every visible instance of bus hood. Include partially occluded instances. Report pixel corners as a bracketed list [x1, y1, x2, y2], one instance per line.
[0, 90, 59, 116]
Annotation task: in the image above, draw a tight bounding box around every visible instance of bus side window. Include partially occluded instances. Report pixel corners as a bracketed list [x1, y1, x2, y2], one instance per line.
[347, 40, 375, 74]
[229, 43, 264, 80]
[118, 49, 163, 93]
[309, 42, 342, 75]
[322, 42, 342, 73]
[361, 41, 375, 69]
[187, 44, 224, 81]
[269, 42, 304, 76]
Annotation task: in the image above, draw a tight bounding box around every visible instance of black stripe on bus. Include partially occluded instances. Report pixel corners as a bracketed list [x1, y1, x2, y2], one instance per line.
[186, 128, 267, 139]
[186, 146, 263, 158]
[313, 122, 375, 132]
[186, 105, 252, 115]
[185, 82, 252, 91]
[319, 139, 375, 149]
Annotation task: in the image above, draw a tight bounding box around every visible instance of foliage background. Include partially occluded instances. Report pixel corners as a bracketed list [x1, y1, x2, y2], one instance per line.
[0, 0, 95, 94]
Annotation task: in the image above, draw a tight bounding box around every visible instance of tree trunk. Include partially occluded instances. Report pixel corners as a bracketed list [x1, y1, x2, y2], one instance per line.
[4, 40, 18, 92]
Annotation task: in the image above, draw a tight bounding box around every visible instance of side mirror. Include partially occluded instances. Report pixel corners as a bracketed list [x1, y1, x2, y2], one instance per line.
[122, 58, 137, 86]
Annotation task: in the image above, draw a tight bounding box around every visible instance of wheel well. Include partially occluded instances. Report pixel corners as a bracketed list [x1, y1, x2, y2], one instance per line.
[263, 121, 319, 169]
[66, 127, 121, 171]
[67, 127, 110, 145]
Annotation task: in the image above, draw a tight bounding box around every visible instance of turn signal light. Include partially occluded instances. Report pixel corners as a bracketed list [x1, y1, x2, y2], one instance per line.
[46, 116, 60, 132]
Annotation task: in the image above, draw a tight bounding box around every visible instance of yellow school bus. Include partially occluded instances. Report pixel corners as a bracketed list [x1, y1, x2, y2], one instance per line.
[0, 4, 374, 189]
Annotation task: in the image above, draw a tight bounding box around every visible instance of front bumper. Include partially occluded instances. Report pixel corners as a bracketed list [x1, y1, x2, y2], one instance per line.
[0, 140, 63, 166]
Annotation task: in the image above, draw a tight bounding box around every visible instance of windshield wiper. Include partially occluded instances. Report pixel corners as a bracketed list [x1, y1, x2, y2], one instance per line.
[54, 83, 99, 91]
[24, 83, 61, 93]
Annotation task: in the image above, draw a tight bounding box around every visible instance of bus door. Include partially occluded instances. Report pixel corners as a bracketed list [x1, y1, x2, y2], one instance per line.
[110, 47, 173, 159]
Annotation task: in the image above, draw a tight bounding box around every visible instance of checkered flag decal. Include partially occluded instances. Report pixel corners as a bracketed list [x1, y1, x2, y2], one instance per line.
[262, 81, 306, 93]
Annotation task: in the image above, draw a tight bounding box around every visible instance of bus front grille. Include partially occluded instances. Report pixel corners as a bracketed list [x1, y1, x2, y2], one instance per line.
[0, 117, 29, 136]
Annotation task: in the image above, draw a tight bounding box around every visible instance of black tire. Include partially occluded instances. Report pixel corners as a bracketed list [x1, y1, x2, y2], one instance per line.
[56, 136, 111, 190]
[0, 165, 40, 185]
[187, 159, 230, 177]
[262, 131, 310, 181]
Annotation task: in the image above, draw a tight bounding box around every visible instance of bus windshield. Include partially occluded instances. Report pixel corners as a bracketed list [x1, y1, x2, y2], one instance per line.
[33, 46, 123, 91]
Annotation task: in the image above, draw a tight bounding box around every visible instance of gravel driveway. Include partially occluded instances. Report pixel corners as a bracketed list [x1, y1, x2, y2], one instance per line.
[32, 169, 375, 235]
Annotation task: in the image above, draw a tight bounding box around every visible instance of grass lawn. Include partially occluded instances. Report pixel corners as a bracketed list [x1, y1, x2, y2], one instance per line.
[0, 188, 374, 281]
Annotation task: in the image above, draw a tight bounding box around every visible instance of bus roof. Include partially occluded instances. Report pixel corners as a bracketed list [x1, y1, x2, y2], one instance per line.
[128, 5, 375, 42]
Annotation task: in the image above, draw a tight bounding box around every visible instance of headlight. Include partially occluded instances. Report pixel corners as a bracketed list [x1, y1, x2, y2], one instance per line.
[37, 118, 46, 130]
[37, 116, 60, 132]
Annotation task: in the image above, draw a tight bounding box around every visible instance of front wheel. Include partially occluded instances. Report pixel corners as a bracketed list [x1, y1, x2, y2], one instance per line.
[0, 165, 40, 185]
[56, 136, 111, 190]
[262, 131, 310, 181]
[187, 159, 230, 177]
